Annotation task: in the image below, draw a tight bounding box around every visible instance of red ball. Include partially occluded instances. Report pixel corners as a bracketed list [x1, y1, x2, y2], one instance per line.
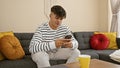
[90, 34, 109, 50]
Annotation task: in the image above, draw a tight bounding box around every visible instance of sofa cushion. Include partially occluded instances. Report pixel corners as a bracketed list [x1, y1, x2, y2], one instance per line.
[0, 35, 25, 60]
[0, 55, 37, 68]
[90, 34, 109, 50]
[14, 33, 34, 55]
[50, 60, 66, 65]
[96, 50, 120, 64]
[80, 49, 99, 59]
[0, 31, 14, 60]
[73, 32, 94, 49]
[94, 32, 118, 49]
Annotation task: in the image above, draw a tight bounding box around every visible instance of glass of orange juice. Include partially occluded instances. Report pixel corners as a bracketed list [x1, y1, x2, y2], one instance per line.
[77, 55, 91, 68]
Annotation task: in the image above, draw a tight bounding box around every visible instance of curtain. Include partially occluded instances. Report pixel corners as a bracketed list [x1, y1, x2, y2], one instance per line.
[110, 0, 120, 38]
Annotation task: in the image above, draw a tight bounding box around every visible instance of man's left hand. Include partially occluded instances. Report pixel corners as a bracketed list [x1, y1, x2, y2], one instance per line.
[63, 41, 73, 48]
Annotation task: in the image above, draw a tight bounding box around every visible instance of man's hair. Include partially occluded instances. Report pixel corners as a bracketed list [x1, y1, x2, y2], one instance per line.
[51, 5, 66, 19]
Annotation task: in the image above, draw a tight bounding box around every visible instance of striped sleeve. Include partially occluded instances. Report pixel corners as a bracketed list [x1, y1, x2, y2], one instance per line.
[29, 27, 56, 54]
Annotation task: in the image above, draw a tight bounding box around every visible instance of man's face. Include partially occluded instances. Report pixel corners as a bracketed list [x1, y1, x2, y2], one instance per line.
[50, 12, 63, 28]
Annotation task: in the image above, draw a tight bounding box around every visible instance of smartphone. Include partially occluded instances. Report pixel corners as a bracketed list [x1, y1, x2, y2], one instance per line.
[65, 35, 72, 39]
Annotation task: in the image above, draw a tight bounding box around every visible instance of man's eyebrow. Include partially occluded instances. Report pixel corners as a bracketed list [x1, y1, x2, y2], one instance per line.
[56, 15, 65, 19]
[55, 16, 63, 19]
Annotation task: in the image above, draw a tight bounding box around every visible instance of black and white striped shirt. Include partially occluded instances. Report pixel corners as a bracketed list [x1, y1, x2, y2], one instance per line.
[29, 22, 78, 54]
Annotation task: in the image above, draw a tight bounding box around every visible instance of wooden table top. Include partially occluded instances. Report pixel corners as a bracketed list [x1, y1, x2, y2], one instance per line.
[90, 59, 120, 68]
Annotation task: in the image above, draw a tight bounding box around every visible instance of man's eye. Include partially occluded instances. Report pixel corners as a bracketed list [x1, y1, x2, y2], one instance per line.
[56, 17, 59, 19]
[60, 18, 63, 20]
[55, 17, 63, 20]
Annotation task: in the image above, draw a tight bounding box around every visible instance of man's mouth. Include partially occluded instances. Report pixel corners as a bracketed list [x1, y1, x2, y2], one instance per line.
[56, 22, 60, 26]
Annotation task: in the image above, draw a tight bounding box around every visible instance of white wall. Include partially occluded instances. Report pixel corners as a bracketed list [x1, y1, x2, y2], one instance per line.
[0, 0, 108, 32]
[99, 0, 108, 31]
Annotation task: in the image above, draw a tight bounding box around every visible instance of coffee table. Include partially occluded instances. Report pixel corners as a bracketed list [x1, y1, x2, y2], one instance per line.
[90, 59, 120, 68]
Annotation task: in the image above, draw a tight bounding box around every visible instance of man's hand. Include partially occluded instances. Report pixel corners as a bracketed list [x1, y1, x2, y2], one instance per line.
[62, 41, 73, 48]
[55, 39, 63, 48]
[55, 39, 72, 48]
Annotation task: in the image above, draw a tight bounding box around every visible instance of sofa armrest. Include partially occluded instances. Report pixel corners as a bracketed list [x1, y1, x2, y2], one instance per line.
[116, 38, 120, 49]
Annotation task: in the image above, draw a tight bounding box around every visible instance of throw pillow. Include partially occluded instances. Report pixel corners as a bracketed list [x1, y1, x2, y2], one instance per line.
[109, 49, 120, 62]
[0, 31, 14, 38]
[0, 31, 14, 60]
[94, 32, 118, 49]
[90, 34, 109, 50]
[0, 53, 4, 60]
[0, 35, 25, 60]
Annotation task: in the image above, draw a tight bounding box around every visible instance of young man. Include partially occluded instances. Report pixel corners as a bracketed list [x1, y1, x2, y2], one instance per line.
[29, 5, 80, 68]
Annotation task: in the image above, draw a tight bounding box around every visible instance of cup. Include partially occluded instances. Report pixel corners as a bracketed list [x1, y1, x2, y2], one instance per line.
[77, 55, 91, 68]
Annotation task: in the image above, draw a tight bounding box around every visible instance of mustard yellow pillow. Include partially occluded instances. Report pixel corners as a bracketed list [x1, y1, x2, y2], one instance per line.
[94, 32, 118, 49]
[0, 31, 14, 60]
[0, 53, 4, 60]
[0, 31, 14, 38]
[0, 35, 25, 60]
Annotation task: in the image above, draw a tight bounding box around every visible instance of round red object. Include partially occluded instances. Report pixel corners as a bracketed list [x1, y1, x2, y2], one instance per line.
[90, 34, 109, 50]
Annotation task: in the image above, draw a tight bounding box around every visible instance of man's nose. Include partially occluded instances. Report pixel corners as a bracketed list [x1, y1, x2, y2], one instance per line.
[57, 19, 61, 22]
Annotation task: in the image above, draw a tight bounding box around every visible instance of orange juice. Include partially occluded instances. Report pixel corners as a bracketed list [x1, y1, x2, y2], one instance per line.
[77, 55, 91, 68]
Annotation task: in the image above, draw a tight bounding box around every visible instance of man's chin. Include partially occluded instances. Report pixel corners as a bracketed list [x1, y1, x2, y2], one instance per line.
[56, 25, 60, 27]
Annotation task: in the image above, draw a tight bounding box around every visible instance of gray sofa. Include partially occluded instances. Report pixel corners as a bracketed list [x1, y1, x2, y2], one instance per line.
[0, 32, 120, 68]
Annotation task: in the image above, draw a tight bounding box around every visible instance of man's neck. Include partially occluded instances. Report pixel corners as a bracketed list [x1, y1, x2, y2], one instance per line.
[49, 21, 57, 30]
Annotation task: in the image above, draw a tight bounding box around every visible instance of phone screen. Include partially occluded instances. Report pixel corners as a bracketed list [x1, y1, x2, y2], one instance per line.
[65, 35, 72, 39]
